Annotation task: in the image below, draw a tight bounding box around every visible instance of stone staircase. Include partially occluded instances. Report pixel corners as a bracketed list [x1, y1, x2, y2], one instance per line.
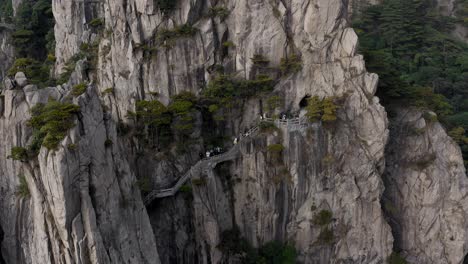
[143, 117, 310, 205]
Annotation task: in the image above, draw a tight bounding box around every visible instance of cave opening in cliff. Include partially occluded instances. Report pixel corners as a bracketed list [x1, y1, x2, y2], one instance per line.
[464, 254, 468, 264]
[299, 95, 311, 108]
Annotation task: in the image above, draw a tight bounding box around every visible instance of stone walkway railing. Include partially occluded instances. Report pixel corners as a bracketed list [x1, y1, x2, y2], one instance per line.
[143, 117, 310, 205]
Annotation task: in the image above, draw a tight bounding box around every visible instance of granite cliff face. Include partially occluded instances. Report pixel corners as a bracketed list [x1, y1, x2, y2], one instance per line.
[0, 0, 466, 263]
[383, 109, 468, 264]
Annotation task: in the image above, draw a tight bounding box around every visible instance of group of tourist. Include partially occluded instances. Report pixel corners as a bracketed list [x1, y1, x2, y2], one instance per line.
[203, 147, 224, 158]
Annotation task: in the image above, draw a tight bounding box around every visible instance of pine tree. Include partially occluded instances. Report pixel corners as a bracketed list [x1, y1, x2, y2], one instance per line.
[306, 96, 322, 122]
[322, 98, 338, 122]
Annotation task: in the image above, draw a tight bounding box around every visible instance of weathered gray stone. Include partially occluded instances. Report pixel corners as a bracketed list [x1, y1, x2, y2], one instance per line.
[0, 0, 466, 263]
[384, 109, 468, 264]
[14, 72, 27, 87]
[3, 78, 14, 90]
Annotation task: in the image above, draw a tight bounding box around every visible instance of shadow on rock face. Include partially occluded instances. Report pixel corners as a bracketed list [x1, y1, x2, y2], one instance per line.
[0, 223, 4, 264]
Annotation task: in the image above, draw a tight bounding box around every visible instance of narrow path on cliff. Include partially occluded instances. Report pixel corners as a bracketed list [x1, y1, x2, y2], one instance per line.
[143, 117, 311, 205]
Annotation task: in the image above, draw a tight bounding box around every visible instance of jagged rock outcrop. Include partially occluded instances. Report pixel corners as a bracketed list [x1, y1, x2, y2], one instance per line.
[0, 28, 14, 81]
[0, 0, 467, 263]
[1, 0, 395, 262]
[53, 0, 394, 262]
[0, 67, 160, 263]
[435, 0, 468, 42]
[383, 109, 468, 264]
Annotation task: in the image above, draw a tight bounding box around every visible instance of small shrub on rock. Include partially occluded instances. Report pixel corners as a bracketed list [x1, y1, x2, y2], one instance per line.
[28, 100, 80, 150]
[71, 83, 87, 96]
[8, 58, 51, 87]
[88, 18, 103, 28]
[387, 252, 408, 264]
[179, 184, 192, 194]
[306, 96, 339, 123]
[104, 139, 113, 148]
[208, 6, 230, 20]
[137, 176, 152, 193]
[17, 175, 30, 198]
[313, 209, 333, 226]
[267, 144, 284, 153]
[8, 147, 28, 161]
[280, 54, 302, 76]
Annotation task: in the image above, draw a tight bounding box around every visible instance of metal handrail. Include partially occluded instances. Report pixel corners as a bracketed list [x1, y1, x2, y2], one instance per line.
[143, 117, 310, 205]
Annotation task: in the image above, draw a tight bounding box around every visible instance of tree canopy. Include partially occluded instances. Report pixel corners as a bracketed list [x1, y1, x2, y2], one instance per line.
[354, 0, 468, 163]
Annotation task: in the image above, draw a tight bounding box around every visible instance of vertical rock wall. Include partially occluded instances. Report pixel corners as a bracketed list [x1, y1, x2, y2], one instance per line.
[0, 0, 467, 263]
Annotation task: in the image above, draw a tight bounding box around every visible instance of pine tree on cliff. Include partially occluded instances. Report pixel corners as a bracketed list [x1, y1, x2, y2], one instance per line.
[306, 96, 322, 122]
[322, 98, 338, 122]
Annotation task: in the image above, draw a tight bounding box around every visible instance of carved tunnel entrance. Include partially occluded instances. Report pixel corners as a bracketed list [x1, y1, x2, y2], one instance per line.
[299, 95, 311, 108]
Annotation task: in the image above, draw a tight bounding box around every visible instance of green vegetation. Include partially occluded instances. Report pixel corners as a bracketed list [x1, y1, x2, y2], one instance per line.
[134, 99, 172, 147]
[306, 96, 338, 123]
[156, 24, 198, 48]
[222, 41, 235, 48]
[102, 87, 114, 95]
[456, 0, 468, 26]
[7, 0, 56, 87]
[104, 139, 113, 148]
[313, 210, 333, 226]
[132, 92, 198, 150]
[8, 147, 28, 161]
[318, 227, 334, 244]
[251, 54, 270, 66]
[279, 55, 302, 76]
[156, 0, 177, 13]
[191, 178, 206, 186]
[219, 228, 297, 263]
[259, 121, 278, 134]
[257, 241, 297, 264]
[387, 252, 408, 264]
[354, 0, 468, 162]
[8, 58, 53, 87]
[202, 73, 274, 122]
[313, 210, 334, 244]
[71, 83, 87, 96]
[17, 175, 30, 198]
[136, 100, 172, 126]
[57, 54, 80, 85]
[168, 92, 197, 137]
[267, 144, 284, 162]
[88, 18, 104, 28]
[306, 96, 322, 122]
[137, 176, 152, 193]
[321, 154, 335, 166]
[56, 41, 99, 85]
[266, 95, 282, 113]
[423, 111, 438, 123]
[267, 144, 284, 153]
[448, 127, 468, 144]
[13, 0, 55, 59]
[179, 184, 192, 194]
[28, 100, 80, 151]
[67, 143, 77, 151]
[0, 0, 13, 22]
[322, 98, 338, 122]
[208, 6, 230, 20]
[79, 41, 99, 72]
